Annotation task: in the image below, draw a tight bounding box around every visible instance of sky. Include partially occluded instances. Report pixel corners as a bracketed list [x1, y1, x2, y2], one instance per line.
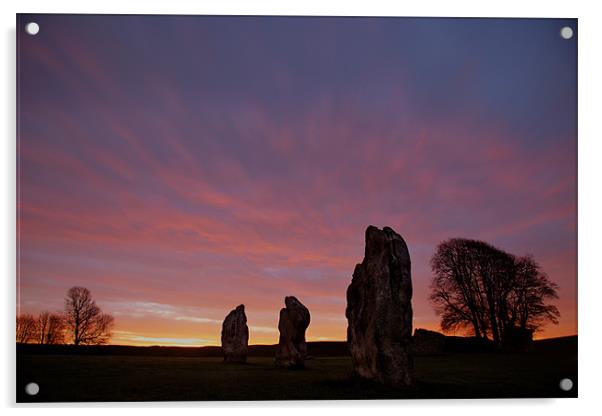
[17, 15, 577, 346]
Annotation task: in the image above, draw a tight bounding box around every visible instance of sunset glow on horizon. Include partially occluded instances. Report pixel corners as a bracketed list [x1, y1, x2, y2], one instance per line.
[17, 15, 577, 347]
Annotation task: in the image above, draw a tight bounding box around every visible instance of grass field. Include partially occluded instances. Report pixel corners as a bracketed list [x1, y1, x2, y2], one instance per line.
[16, 336, 577, 402]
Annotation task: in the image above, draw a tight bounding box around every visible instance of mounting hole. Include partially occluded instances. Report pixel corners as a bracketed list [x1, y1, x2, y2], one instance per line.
[25, 382, 39, 396]
[25, 22, 40, 36]
[560, 26, 573, 40]
[559, 378, 573, 391]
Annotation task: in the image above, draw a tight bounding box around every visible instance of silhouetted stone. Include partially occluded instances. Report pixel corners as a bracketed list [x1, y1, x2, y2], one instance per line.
[412, 328, 446, 355]
[346, 225, 415, 388]
[221, 304, 249, 363]
[501, 326, 534, 352]
[275, 296, 310, 368]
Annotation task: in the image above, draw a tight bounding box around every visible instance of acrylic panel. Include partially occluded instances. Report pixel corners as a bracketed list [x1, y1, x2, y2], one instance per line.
[16, 14, 578, 402]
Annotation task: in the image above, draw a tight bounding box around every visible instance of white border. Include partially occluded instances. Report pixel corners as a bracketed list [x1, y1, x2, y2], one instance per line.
[3, 0, 601, 414]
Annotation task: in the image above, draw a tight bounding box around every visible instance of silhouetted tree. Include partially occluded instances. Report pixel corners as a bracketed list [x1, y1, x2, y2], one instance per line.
[430, 238, 559, 345]
[64, 287, 114, 345]
[472, 240, 516, 344]
[16, 314, 37, 344]
[36, 311, 66, 345]
[429, 239, 490, 340]
[507, 255, 560, 332]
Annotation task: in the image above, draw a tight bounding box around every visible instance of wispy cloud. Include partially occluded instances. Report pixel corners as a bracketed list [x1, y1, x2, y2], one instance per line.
[112, 330, 215, 346]
[249, 326, 277, 334]
[106, 301, 222, 324]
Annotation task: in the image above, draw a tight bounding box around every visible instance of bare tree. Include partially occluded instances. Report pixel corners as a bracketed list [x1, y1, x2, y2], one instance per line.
[507, 255, 560, 332]
[36, 311, 50, 344]
[429, 239, 490, 339]
[430, 238, 559, 345]
[64, 287, 115, 345]
[471, 240, 516, 344]
[16, 314, 37, 344]
[36, 311, 66, 344]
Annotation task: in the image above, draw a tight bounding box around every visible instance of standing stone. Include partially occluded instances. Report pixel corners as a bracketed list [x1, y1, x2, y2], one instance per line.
[275, 296, 310, 368]
[221, 304, 249, 363]
[345, 225, 415, 387]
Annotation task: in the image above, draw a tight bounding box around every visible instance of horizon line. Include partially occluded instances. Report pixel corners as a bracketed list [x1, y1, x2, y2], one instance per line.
[18, 334, 578, 349]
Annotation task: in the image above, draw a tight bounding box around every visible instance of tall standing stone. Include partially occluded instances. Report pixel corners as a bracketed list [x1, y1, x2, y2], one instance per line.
[275, 296, 310, 368]
[221, 304, 249, 363]
[345, 225, 415, 387]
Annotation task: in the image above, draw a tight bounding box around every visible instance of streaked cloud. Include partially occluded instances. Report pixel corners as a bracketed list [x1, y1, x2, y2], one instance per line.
[112, 330, 215, 346]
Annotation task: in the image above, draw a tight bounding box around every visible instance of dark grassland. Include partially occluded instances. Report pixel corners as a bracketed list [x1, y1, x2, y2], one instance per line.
[17, 336, 577, 402]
